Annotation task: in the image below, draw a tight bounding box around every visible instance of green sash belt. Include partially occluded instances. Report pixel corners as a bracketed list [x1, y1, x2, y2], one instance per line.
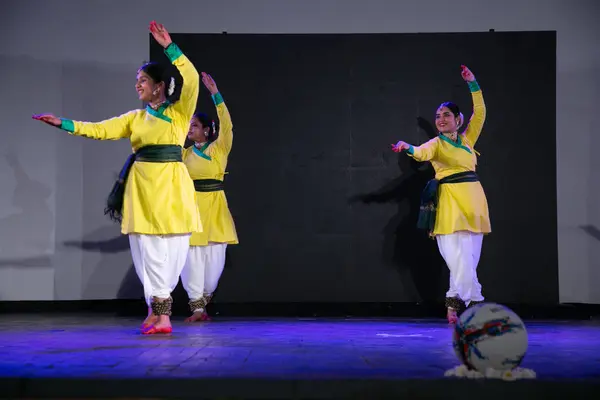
[193, 179, 224, 192]
[417, 171, 479, 234]
[105, 145, 183, 223]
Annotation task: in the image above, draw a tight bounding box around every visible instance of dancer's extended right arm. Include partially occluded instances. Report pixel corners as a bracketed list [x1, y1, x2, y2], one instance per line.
[391, 137, 439, 162]
[32, 111, 136, 140]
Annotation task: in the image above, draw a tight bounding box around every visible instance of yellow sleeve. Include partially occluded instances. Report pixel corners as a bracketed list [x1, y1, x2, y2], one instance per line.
[463, 81, 487, 146]
[210, 93, 233, 156]
[164, 43, 199, 121]
[60, 110, 137, 140]
[406, 137, 439, 162]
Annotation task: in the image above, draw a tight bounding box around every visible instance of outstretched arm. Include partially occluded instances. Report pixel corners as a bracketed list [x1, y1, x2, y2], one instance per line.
[150, 21, 199, 121]
[32, 111, 136, 140]
[460, 65, 487, 147]
[165, 43, 199, 121]
[202, 73, 233, 155]
[391, 137, 439, 162]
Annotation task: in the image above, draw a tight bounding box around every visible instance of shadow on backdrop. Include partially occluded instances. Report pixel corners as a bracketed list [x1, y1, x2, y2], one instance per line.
[62, 227, 143, 300]
[60, 226, 230, 313]
[350, 117, 447, 304]
[580, 225, 600, 242]
[0, 152, 53, 269]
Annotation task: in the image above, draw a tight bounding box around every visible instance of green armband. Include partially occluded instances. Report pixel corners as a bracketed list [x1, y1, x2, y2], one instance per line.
[212, 92, 224, 106]
[164, 43, 183, 63]
[60, 119, 75, 133]
[468, 80, 481, 92]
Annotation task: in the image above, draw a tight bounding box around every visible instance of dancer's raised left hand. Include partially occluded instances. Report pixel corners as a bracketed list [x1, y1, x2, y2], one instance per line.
[201, 72, 219, 95]
[460, 65, 476, 82]
[149, 21, 172, 49]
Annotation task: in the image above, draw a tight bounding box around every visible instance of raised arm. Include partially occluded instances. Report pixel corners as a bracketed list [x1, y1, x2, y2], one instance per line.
[32, 111, 136, 140]
[211, 93, 233, 155]
[391, 137, 439, 162]
[149, 21, 199, 122]
[165, 43, 199, 121]
[460, 66, 486, 147]
[202, 73, 233, 155]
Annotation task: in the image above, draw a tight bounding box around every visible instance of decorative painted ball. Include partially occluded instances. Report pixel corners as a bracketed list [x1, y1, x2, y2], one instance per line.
[453, 303, 528, 372]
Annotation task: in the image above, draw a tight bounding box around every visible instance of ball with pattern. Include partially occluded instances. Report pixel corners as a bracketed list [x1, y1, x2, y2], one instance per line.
[453, 303, 528, 372]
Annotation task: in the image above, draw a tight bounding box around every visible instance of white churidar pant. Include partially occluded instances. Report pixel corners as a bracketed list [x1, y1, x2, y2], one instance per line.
[436, 231, 484, 306]
[129, 233, 191, 306]
[181, 243, 227, 310]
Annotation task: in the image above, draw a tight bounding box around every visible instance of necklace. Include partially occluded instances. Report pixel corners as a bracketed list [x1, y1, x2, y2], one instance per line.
[149, 100, 166, 110]
[444, 132, 458, 142]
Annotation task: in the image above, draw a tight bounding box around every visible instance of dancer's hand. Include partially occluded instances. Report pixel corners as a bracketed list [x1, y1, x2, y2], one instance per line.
[201, 72, 219, 95]
[460, 65, 476, 82]
[32, 113, 61, 127]
[149, 21, 172, 49]
[391, 141, 410, 153]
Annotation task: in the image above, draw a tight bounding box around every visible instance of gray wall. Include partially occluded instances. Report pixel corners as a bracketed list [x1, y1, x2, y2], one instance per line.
[0, 0, 598, 303]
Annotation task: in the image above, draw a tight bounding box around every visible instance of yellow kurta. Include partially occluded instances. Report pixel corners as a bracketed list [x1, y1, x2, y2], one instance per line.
[183, 93, 239, 246]
[60, 43, 202, 236]
[407, 83, 490, 236]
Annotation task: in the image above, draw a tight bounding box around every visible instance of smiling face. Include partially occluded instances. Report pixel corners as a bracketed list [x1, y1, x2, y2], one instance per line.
[135, 71, 155, 102]
[187, 116, 209, 143]
[135, 66, 165, 103]
[435, 106, 460, 133]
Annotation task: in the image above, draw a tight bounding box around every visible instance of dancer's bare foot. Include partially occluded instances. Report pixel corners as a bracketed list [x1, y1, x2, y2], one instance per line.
[142, 307, 158, 328]
[143, 315, 172, 335]
[447, 307, 458, 324]
[142, 314, 158, 328]
[184, 311, 211, 323]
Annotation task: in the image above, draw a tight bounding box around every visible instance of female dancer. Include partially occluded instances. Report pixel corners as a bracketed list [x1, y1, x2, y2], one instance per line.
[32, 21, 201, 334]
[391, 65, 488, 324]
[180, 72, 238, 322]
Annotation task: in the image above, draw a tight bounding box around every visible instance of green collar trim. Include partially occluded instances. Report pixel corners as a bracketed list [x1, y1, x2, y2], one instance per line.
[146, 101, 172, 123]
[438, 133, 472, 154]
[192, 142, 212, 161]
